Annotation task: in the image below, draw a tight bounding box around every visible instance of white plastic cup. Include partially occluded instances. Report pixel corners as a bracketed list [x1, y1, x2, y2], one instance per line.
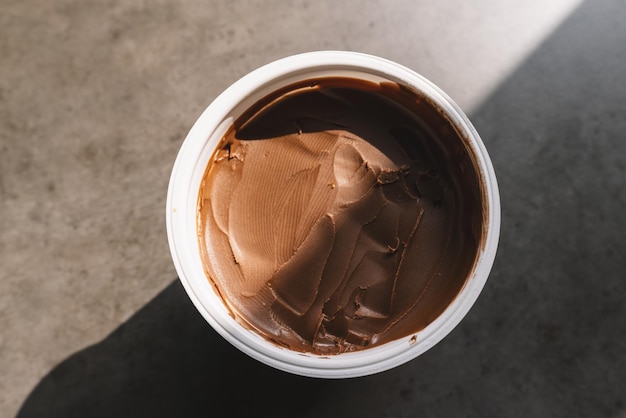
[166, 51, 500, 378]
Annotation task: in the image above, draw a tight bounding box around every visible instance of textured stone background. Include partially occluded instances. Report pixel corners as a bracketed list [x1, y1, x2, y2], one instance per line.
[2, 1, 625, 417]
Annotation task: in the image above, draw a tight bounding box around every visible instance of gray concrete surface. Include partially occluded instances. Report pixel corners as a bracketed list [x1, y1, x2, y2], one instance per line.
[2, 1, 625, 417]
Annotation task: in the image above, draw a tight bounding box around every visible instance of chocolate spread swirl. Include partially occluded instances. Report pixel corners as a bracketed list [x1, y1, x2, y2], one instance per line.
[197, 77, 484, 354]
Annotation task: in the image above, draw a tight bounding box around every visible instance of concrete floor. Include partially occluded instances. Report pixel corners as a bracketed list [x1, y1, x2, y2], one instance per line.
[2, 1, 625, 417]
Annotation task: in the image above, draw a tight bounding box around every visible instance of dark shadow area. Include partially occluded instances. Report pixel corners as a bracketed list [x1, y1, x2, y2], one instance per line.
[16, 280, 330, 418]
[18, 0, 626, 416]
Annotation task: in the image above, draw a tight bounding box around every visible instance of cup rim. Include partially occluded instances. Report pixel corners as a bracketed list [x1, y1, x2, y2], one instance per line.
[166, 50, 500, 378]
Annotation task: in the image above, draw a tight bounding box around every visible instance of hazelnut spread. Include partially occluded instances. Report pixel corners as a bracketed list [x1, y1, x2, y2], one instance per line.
[197, 77, 485, 354]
